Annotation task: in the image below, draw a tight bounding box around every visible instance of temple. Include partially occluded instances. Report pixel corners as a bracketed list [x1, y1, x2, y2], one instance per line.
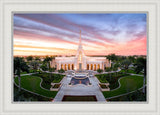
[51, 30, 111, 71]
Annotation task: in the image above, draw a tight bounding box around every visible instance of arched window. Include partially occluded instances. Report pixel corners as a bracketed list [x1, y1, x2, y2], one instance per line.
[68, 64, 70, 70]
[64, 64, 67, 71]
[87, 64, 89, 70]
[94, 64, 96, 71]
[91, 64, 93, 70]
[72, 64, 74, 70]
[61, 64, 63, 70]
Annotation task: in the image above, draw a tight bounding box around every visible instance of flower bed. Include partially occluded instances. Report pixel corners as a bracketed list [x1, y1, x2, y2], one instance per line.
[50, 83, 62, 91]
[99, 83, 110, 91]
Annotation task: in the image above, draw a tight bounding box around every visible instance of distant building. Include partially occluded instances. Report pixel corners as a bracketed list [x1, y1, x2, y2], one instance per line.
[51, 30, 111, 71]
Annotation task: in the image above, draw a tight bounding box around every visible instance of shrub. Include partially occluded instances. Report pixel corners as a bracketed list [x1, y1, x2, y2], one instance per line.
[58, 69, 65, 73]
[99, 84, 107, 89]
[97, 69, 103, 73]
[105, 67, 111, 72]
[49, 67, 56, 72]
[52, 84, 61, 88]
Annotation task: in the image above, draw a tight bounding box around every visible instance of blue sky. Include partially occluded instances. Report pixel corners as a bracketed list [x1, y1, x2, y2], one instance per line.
[14, 13, 147, 56]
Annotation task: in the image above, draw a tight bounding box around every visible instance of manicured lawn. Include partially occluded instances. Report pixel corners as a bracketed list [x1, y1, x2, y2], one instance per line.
[33, 73, 64, 89]
[20, 71, 28, 75]
[62, 95, 97, 101]
[14, 76, 58, 98]
[120, 69, 143, 75]
[108, 89, 146, 101]
[103, 75, 143, 98]
[95, 73, 129, 90]
[14, 84, 50, 101]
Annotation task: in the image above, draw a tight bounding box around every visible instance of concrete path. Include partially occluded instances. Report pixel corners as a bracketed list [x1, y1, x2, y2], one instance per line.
[14, 72, 38, 77]
[54, 76, 106, 102]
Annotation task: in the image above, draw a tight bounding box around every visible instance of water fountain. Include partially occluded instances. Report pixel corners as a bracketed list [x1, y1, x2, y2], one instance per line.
[69, 71, 91, 85]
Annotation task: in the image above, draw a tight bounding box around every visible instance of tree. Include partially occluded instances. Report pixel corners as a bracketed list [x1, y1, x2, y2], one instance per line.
[118, 56, 127, 62]
[14, 57, 29, 91]
[43, 56, 53, 78]
[121, 59, 131, 74]
[35, 56, 40, 61]
[134, 57, 146, 93]
[34, 56, 41, 73]
[26, 56, 33, 62]
[43, 56, 53, 71]
[106, 54, 118, 62]
[105, 67, 112, 80]
[128, 56, 136, 63]
[113, 62, 120, 77]
[40, 63, 48, 71]
[30, 61, 39, 72]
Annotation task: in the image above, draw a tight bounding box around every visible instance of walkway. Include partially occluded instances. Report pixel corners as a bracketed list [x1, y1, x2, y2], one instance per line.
[54, 76, 106, 102]
[14, 72, 38, 77]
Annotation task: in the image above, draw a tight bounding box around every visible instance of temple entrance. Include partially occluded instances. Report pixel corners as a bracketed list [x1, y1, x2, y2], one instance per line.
[91, 64, 93, 70]
[68, 64, 70, 70]
[79, 63, 82, 70]
[94, 64, 96, 71]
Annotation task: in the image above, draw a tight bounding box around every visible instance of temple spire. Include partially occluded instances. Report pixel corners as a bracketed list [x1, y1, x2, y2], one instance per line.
[79, 30, 81, 44]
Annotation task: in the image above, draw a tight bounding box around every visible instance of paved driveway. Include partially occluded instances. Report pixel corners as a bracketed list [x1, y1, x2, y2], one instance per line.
[54, 76, 106, 102]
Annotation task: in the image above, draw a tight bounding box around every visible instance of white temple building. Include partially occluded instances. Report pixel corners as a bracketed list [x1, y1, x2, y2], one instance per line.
[51, 30, 111, 71]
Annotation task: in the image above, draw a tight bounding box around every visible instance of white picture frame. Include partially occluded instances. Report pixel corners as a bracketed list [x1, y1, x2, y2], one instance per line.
[0, 0, 160, 115]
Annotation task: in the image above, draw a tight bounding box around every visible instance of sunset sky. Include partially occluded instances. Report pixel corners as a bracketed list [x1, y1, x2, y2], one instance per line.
[13, 13, 147, 56]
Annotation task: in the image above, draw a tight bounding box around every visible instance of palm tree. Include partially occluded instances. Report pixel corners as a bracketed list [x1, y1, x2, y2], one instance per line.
[43, 56, 53, 78]
[121, 59, 131, 74]
[43, 56, 53, 71]
[113, 62, 120, 77]
[105, 67, 112, 80]
[35, 56, 41, 73]
[30, 61, 39, 72]
[134, 57, 146, 93]
[14, 57, 29, 91]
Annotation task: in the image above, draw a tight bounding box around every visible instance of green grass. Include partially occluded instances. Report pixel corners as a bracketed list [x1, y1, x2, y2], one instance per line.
[14, 84, 50, 101]
[103, 75, 143, 98]
[120, 69, 143, 75]
[108, 89, 146, 101]
[20, 71, 28, 75]
[95, 73, 129, 90]
[14, 76, 58, 98]
[33, 73, 64, 89]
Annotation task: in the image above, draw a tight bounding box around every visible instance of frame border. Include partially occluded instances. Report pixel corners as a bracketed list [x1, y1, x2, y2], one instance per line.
[0, 0, 159, 115]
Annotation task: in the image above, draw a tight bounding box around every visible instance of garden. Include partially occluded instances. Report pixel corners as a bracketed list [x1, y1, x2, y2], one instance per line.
[95, 72, 129, 90]
[14, 73, 64, 98]
[14, 84, 50, 101]
[33, 72, 64, 89]
[102, 75, 143, 98]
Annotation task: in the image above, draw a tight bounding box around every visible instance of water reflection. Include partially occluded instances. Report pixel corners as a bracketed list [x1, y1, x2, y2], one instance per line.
[70, 76, 90, 85]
